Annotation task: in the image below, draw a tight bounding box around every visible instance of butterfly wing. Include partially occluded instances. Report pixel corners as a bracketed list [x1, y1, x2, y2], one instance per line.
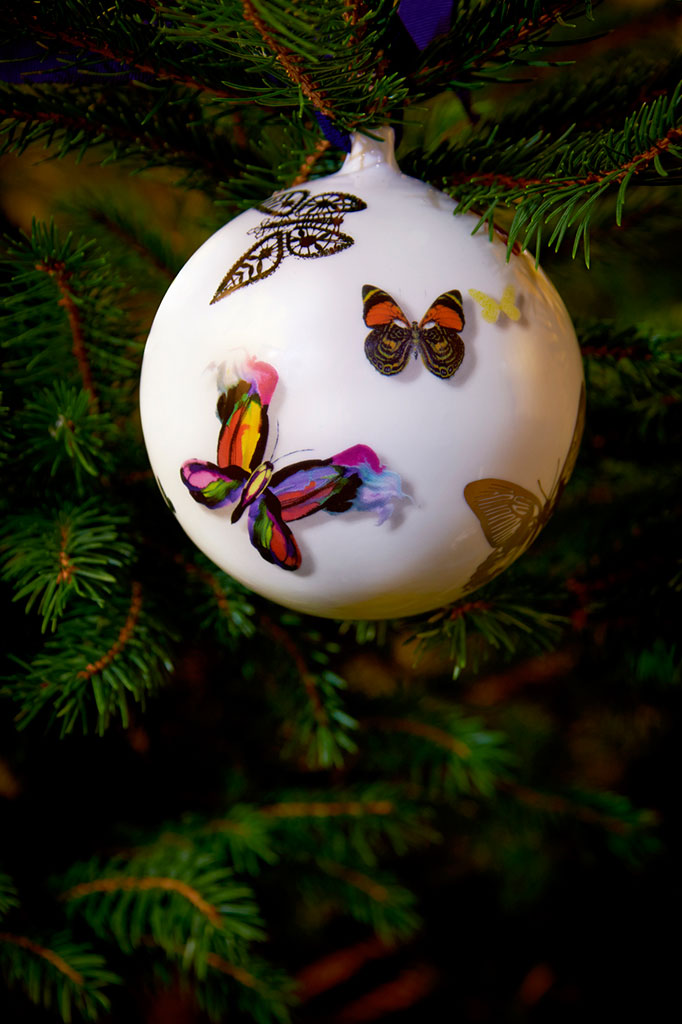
[248, 491, 301, 570]
[285, 225, 355, 260]
[468, 288, 500, 324]
[270, 459, 361, 522]
[256, 189, 311, 217]
[464, 478, 541, 553]
[362, 284, 414, 376]
[296, 192, 367, 216]
[499, 285, 521, 321]
[180, 461, 248, 509]
[273, 445, 407, 525]
[418, 290, 466, 379]
[215, 360, 278, 473]
[210, 232, 285, 303]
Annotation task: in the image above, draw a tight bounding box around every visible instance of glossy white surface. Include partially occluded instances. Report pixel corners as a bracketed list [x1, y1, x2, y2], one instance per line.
[140, 130, 583, 618]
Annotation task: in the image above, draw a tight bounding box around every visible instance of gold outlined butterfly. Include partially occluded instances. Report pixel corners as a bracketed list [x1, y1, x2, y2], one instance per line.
[463, 383, 586, 589]
[211, 190, 367, 303]
[468, 285, 520, 324]
[180, 358, 407, 570]
[362, 285, 465, 379]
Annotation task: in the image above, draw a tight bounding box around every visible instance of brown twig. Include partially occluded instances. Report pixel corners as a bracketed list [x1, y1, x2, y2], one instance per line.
[368, 717, 471, 760]
[296, 935, 391, 1002]
[291, 137, 333, 185]
[35, 259, 96, 402]
[176, 555, 233, 619]
[0, 933, 84, 985]
[6, 16, 241, 101]
[241, 0, 335, 118]
[56, 524, 75, 584]
[260, 615, 328, 725]
[332, 965, 439, 1022]
[448, 599, 491, 621]
[319, 860, 389, 903]
[61, 875, 223, 927]
[77, 581, 143, 680]
[260, 799, 394, 818]
[449, 128, 682, 194]
[498, 779, 656, 834]
[206, 953, 259, 988]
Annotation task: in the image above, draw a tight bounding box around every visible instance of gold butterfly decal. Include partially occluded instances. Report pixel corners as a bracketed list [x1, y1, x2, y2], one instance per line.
[468, 285, 520, 324]
[464, 383, 586, 590]
[211, 190, 367, 303]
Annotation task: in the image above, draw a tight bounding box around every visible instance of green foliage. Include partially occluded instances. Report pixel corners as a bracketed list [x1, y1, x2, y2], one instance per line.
[1, 502, 133, 632]
[16, 383, 113, 494]
[305, 859, 421, 942]
[0, 871, 20, 920]
[0, 932, 119, 1023]
[61, 846, 264, 974]
[415, 591, 566, 679]
[453, 82, 682, 263]
[1, 220, 140, 395]
[363, 699, 512, 799]
[191, 947, 294, 1024]
[5, 585, 173, 734]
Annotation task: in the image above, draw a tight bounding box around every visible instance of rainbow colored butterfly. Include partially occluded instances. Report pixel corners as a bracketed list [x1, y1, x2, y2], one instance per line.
[211, 190, 367, 303]
[362, 285, 465, 379]
[463, 384, 586, 589]
[180, 359, 407, 571]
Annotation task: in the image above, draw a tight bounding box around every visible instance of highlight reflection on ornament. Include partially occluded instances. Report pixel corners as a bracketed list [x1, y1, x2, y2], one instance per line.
[362, 285, 466, 379]
[211, 190, 367, 302]
[180, 358, 407, 571]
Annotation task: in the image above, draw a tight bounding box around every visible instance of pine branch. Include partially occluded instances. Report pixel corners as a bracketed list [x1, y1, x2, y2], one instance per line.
[438, 82, 682, 263]
[261, 615, 359, 769]
[408, 0, 595, 95]
[15, 384, 114, 495]
[364, 700, 511, 798]
[5, 581, 173, 735]
[0, 502, 134, 632]
[156, 0, 406, 130]
[0, 872, 20, 922]
[61, 847, 263, 974]
[207, 785, 437, 870]
[0, 82, 240, 194]
[175, 554, 257, 644]
[0, 4, 245, 100]
[307, 859, 421, 942]
[192, 942, 295, 1024]
[1, 221, 140, 398]
[58, 194, 188, 287]
[0, 931, 119, 1023]
[415, 591, 566, 678]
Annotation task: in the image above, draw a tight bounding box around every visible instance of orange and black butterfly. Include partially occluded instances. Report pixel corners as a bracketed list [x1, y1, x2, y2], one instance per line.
[463, 383, 586, 589]
[211, 190, 367, 303]
[362, 285, 465, 379]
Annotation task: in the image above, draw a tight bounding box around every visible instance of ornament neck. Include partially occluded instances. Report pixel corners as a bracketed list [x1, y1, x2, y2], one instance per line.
[338, 127, 401, 176]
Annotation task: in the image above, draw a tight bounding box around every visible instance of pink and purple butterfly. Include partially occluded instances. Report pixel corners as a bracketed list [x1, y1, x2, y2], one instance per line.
[180, 358, 407, 571]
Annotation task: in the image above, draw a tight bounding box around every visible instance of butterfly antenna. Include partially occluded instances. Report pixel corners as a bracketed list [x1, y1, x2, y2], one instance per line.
[270, 420, 281, 460]
[273, 447, 314, 466]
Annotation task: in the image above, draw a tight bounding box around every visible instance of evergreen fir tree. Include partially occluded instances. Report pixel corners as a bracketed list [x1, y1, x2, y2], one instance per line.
[0, 1, 680, 1021]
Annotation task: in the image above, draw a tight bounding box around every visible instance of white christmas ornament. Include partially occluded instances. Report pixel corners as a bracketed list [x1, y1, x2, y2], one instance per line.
[140, 129, 584, 620]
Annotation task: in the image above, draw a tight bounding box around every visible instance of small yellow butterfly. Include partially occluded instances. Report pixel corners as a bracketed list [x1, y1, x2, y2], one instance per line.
[468, 284, 521, 324]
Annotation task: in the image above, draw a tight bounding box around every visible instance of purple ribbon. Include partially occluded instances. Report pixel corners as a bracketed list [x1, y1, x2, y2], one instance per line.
[313, 112, 352, 153]
[0, 41, 152, 83]
[398, 0, 453, 51]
